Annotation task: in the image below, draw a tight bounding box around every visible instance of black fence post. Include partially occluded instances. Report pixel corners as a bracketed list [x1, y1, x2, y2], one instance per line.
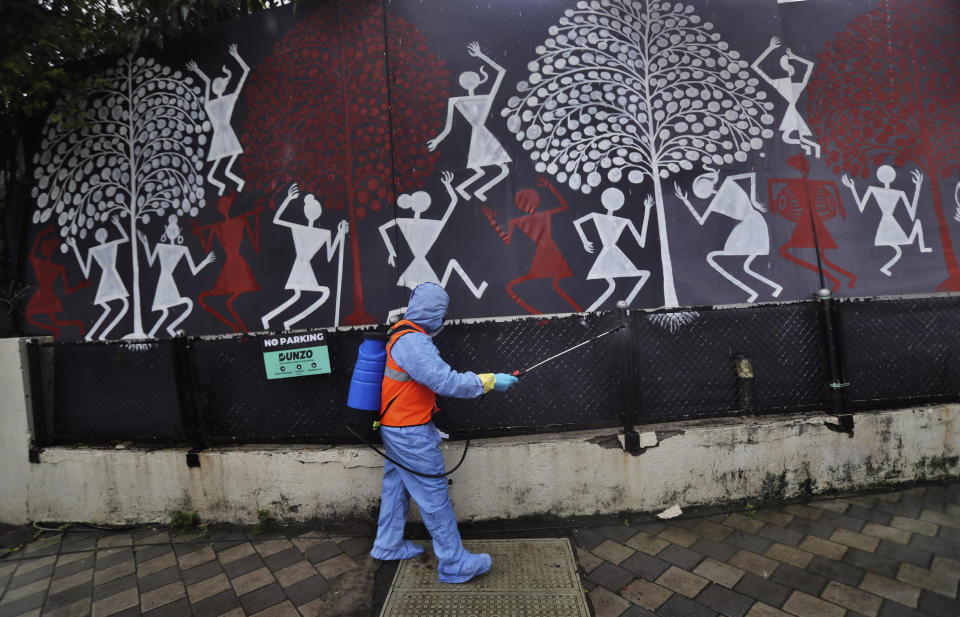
[815, 288, 848, 418]
[172, 335, 206, 465]
[617, 300, 640, 452]
[24, 339, 48, 462]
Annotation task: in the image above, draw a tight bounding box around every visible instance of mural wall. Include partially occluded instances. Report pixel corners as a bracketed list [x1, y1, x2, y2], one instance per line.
[19, 0, 960, 340]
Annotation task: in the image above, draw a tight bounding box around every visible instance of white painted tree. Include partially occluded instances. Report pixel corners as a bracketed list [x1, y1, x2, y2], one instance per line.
[503, 0, 775, 316]
[31, 56, 210, 338]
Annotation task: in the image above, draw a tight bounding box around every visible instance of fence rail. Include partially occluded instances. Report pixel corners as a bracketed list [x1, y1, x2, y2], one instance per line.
[23, 293, 960, 449]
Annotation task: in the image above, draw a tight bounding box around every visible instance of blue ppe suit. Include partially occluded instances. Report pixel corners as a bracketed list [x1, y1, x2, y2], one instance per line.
[370, 283, 491, 583]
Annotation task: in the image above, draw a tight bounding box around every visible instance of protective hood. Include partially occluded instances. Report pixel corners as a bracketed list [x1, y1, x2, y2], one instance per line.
[404, 282, 448, 334]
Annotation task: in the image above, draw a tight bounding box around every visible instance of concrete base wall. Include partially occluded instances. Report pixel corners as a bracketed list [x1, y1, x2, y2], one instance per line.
[2, 338, 958, 525]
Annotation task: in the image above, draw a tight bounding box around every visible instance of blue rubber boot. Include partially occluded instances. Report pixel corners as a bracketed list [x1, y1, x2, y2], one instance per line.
[371, 540, 425, 561]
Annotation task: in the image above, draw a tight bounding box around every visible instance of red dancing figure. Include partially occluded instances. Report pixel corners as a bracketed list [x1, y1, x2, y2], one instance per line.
[768, 154, 855, 291]
[482, 176, 583, 314]
[192, 192, 263, 332]
[25, 227, 89, 338]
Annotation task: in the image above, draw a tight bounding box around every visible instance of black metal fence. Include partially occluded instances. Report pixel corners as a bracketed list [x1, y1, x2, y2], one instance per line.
[23, 293, 960, 449]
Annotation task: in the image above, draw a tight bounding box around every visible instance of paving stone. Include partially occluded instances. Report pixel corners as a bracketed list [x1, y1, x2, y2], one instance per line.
[625, 531, 669, 555]
[693, 520, 734, 542]
[724, 514, 765, 534]
[820, 511, 867, 533]
[787, 517, 837, 541]
[252, 540, 294, 559]
[586, 562, 635, 593]
[137, 566, 180, 593]
[592, 540, 636, 566]
[770, 563, 828, 596]
[221, 553, 265, 580]
[0, 590, 46, 616]
[783, 505, 823, 521]
[281, 573, 329, 607]
[754, 511, 794, 528]
[96, 534, 133, 550]
[896, 563, 958, 598]
[177, 546, 215, 571]
[13, 556, 57, 577]
[588, 586, 631, 617]
[250, 599, 302, 617]
[936, 524, 960, 544]
[44, 581, 94, 614]
[917, 588, 960, 617]
[43, 597, 90, 617]
[832, 528, 880, 553]
[859, 572, 922, 608]
[314, 553, 356, 581]
[230, 567, 275, 597]
[821, 580, 883, 617]
[90, 587, 138, 617]
[843, 506, 891, 526]
[133, 545, 171, 566]
[95, 549, 134, 572]
[620, 605, 658, 617]
[782, 590, 845, 617]
[656, 566, 709, 598]
[136, 552, 176, 579]
[920, 510, 960, 530]
[659, 544, 704, 570]
[139, 580, 186, 613]
[190, 589, 241, 617]
[658, 527, 700, 548]
[695, 582, 754, 617]
[910, 532, 960, 560]
[179, 559, 224, 587]
[93, 561, 135, 587]
[734, 573, 792, 607]
[693, 558, 746, 589]
[844, 547, 901, 578]
[862, 523, 912, 546]
[845, 496, 879, 509]
[261, 548, 303, 574]
[620, 577, 672, 610]
[759, 525, 805, 547]
[217, 542, 255, 564]
[48, 568, 93, 596]
[655, 592, 718, 617]
[730, 550, 780, 579]
[237, 582, 287, 615]
[273, 560, 318, 589]
[876, 540, 933, 569]
[930, 555, 960, 578]
[141, 596, 190, 617]
[573, 528, 606, 551]
[810, 500, 850, 514]
[876, 600, 932, 617]
[889, 516, 938, 538]
[798, 535, 847, 561]
[806, 554, 866, 587]
[744, 602, 792, 617]
[764, 543, 813, 569]
[726, 531, 773, 555]
[334, 536, 372, 558]
[620, 550, 671, 580]
[597, 524, 641, 544]
[692, 538, 740, 562]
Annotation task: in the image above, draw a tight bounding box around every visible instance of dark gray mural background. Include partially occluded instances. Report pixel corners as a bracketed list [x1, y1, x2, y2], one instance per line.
[17, 0, 960, 341]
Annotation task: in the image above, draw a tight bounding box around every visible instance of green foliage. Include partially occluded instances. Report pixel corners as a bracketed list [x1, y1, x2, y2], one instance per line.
[744, 503, 757, 517]
[169, 509, 201, 530]
[253, 508, 275, 535]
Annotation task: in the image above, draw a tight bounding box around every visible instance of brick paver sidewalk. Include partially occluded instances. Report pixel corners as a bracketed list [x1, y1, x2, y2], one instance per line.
[1, 483, 958, 616]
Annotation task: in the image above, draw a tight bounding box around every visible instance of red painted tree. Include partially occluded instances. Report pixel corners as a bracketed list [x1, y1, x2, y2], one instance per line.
[807, 0, 960, 290]
[241, 1, 448, 324]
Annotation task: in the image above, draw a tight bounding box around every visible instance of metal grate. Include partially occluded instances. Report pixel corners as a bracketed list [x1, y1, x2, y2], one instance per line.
[380, 539, 589, 617]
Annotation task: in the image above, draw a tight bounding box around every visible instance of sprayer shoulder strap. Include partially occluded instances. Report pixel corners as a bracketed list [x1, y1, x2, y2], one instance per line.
[379, 324, 423, 422]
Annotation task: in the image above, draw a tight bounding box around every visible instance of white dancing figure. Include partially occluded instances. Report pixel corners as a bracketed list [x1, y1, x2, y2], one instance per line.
[427, 42, 511, 201]
[675, 170, 783, 303]
[187, 44, 249, 196]
[752, 37, 820, 158]
[842, 166, 932, 276]
[572, 188, 653, 312]
[379, 171, 488, 298]
[953, 179, 960, 223]
[66, 216, 130, 340]
[139, 215, 216, 338]
[261, 183, 348, 331]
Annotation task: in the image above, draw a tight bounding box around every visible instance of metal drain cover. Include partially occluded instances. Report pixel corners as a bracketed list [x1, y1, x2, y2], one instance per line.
[379, 538, 590, 617]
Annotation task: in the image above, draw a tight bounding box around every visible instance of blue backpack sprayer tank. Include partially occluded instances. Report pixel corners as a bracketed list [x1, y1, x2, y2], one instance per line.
[345, 313, 629, 477]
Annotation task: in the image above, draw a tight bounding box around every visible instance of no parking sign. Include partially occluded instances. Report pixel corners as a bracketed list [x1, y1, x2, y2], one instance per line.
[261, 331, 331, 379]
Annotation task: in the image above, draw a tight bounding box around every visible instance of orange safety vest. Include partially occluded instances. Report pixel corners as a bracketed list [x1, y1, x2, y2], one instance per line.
[380, 320, 438, 427]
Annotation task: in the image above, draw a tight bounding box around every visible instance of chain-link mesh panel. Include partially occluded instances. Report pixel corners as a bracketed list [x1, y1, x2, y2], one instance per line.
[634, 302, 829, 422]
[838, 295, 960, 408]
[38, 339, 186, 443]
[191, 330, 366, 443]
[424, 312, 623, 437]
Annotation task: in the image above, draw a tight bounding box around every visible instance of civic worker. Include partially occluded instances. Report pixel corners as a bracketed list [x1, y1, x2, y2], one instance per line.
[370, 282, 518, 583]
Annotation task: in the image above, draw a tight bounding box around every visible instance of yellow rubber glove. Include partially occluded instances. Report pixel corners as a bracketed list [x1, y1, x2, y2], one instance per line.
[477, 373, 496, 394]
